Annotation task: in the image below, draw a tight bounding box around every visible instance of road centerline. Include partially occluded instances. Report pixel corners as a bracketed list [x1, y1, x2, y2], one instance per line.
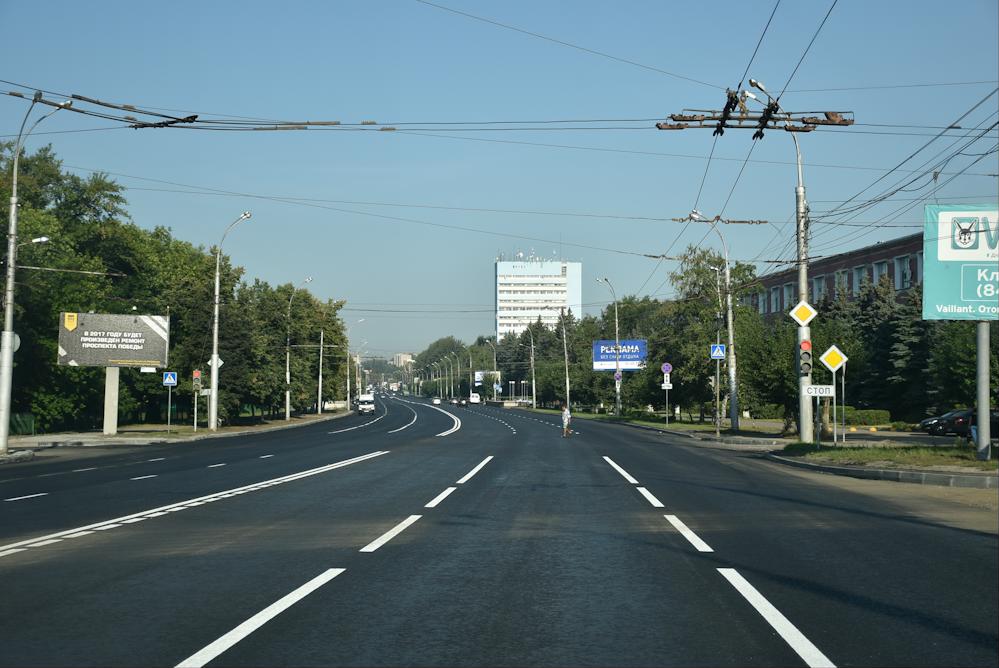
[360, 515, 422, 553]
[456, 456, 493, 484]
[664, 514, 713, 552]
[175, 568, 346, 668]
[636, 486, 665, 508]
[718, 568, 835, 668]
[425, 487, 457, 508]
[603, 456, 639, 484]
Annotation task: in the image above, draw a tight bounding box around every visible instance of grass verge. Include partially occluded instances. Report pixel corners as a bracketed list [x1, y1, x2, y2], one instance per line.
[780, 442, 998, 471]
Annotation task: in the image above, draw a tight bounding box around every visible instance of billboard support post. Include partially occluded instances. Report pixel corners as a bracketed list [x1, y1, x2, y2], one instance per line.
[103, 367, 119, 436]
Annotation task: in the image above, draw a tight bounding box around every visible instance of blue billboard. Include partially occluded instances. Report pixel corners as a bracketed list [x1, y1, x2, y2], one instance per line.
[592, 340, 647, 370]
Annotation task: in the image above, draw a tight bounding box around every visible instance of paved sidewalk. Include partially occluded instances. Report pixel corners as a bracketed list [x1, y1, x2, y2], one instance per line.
[1, 411, 352, 464]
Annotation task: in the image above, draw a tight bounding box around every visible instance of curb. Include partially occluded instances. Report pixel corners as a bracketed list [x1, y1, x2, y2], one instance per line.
[765, 453, 998, 489]
[7, 411, 353, 452]
[0, 450, 35, 465]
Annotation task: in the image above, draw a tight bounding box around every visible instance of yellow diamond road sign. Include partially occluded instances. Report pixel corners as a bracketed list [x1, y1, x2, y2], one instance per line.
[789, 300, 817, 326]
[820, 345, 848, 373]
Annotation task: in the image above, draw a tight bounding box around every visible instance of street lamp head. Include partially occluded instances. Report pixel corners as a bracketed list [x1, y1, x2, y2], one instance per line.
[749, 78, 767, 93]
[690, 209, 708, 221]
[58, 100, 73, 109]
[742, 89, 759, 102]
[31, 236, 50, 244]
[240, 211, 252, 220]
[304, 276, 313, 284]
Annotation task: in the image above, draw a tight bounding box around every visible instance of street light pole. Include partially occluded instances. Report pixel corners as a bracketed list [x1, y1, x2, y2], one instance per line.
[209, 212, 252, 432]
[450, 352, 461, 398]
[0, 93, 71, 455]
[692, 211, 740, 431]
[597, 278, 621, 416]
[485, 339, 498, 400]
[526, 327, 537, 409]
[286, 276, 313, 420]
[560, 308, 571, 409]
[749, 79, 813, 442]
[712, 266, 722, 441]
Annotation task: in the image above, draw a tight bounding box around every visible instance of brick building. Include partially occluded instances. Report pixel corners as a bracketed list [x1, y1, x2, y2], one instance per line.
[745, 233, 924, 315]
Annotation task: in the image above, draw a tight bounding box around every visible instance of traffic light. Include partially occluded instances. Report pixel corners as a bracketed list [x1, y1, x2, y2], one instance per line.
[799, 340, 813, 376]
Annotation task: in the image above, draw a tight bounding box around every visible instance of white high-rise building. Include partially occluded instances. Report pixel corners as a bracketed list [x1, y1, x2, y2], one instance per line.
[495, 258, 582, 339]
[392, 353, 413, 367]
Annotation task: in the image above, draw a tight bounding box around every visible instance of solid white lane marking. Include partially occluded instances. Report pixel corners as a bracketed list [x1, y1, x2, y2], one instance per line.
[423, 403, 461, 436]
[456, 456, 493, 484]
[121, 518, 147, 524]
[603, 456, 639, 484]
[207, 463, 226, 468]
[718, 568, 835, 668]
[131, 475, 158, 481]
[0, 451, 391, 555]
[425, 487, 457, 508]
[176, 568, 346, 668]
[328, 402, 390, 434]
[664, 515, 713, 552]
[93, 524, 121, 531]
[72, 467, 98, 472]
[388, 402, 419, 433]
[637, 487, 665, 508]
[26, 538, 63, 547]
[259, 454, 274, 459]
[0, 548, 26, 558]
[148, 457, 166, 462]
[360, 515, 422, 553]
[4, 492, 48, 502]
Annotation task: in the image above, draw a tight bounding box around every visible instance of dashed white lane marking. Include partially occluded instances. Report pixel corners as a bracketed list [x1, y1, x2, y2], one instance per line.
[94, 524, 121, 531]
[636, 486, 665, 508]
[4, 492, 48, 502]
[387, 402, 419, 433]
[259, 454, 274, 459]
[72, 467, 98, 473]
[207, 463, 226, 468]
[718, 568, 835, 668]
[456, 456, 494, 484]
[664, 515, 713, 552]
[424, 487, 457, 508]
[148, 457, 166, 462]
[25, 538, 62, 547]
[131, 475, 158, 481]
[603, 456, 639, 484]
[176, 568, 346, 668]
[360, 515, 422, 553]
[0, 451, 390, 558]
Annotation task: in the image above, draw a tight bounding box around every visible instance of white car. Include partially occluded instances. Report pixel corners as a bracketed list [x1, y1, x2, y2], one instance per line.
[432, 398, 442, 405]
[469, 393, 481, 404]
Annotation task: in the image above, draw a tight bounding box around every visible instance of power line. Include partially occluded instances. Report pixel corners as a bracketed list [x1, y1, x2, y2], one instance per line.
[776, 0, 838, 100]
[411, 0, 723, 89]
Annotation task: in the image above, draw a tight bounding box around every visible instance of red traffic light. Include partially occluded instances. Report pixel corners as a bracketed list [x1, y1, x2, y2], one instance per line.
[800, 340, 812, 352]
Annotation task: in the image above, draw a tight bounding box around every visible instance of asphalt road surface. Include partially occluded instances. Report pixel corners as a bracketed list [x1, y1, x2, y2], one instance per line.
[1, 396, 996, 667]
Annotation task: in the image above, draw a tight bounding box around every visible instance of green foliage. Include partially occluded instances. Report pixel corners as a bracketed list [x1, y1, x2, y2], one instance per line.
[2, 144, 347, 431]
[843, 408, 892, 425]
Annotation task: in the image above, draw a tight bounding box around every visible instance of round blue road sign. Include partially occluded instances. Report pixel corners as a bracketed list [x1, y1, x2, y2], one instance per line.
[661, 362, 673, 374]
[614, 371, 622, 381]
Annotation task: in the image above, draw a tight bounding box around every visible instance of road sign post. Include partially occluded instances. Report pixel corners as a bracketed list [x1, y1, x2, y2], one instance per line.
[709, 345, 725, 439]
[790, 301, 818, 443]
[820, 346, 848, 445]
[192, 370, 202, 432]
[163, 371, 177, 434]
[661, 362, 673, 426]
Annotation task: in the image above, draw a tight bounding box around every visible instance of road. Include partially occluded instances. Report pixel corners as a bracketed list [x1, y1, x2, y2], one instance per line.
[1, 396, 996, 667]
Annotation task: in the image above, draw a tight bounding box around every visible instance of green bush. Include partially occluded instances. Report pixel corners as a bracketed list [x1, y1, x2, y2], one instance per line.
[844, 408, 892, 425]
[750, 403, 785, 420]
[891, 421, 916, 432]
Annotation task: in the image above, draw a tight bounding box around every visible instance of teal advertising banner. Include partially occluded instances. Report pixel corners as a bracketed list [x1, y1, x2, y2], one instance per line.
[923, 203, 999, 320]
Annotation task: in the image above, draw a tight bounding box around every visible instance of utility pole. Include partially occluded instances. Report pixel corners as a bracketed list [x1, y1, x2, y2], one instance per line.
[560, 308, 571, 409]
[658, 81, 853, 443]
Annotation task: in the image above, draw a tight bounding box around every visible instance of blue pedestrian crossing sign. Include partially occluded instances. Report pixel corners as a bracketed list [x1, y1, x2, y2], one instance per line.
[162, 371, 178, 387]
[709, 344, 726, 360]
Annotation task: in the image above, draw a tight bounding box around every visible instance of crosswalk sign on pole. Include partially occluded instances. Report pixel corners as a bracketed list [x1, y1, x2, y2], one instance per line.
[162, 371, 178, 387]
[709, 344, 726, 360]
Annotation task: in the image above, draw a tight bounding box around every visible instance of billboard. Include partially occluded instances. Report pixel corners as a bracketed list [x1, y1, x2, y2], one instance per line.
[922, 204, 998, 320]
[474, 370, 500, 386]
[58, 312, 170, 367]
[592, 339, 647, 370]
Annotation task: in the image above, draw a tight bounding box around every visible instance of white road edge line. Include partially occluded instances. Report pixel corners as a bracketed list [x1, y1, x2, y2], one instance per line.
[425, 487, 457, 508]
[423, 402, 461, 436]
[360, 515, 422, 553]
[259, 454, 274, 459]
[207, 463, 226, 468]
[387, 402, 419, 433]
[664, 514, 713, 552]
[0, 451, 390, 555]
[131, 475, 158, 481]
[72, 467, 98, 472]
[4, 493, 48, 502]
[456, 456, 493, 484]
[328, 402, 390, 434]
[175, 568, 346, 668]
[636, 487, 665, 508]
[603, 456, 639, 484]
[718, 568, 835, 668]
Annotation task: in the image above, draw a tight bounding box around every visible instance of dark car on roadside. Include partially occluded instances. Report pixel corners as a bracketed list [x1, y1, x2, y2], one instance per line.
[919, 410, 961, 433]
[930, 409, 973, 436]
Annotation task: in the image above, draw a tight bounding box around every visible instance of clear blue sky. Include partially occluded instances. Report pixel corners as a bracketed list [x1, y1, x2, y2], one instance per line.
[2, 0, 997, 358]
